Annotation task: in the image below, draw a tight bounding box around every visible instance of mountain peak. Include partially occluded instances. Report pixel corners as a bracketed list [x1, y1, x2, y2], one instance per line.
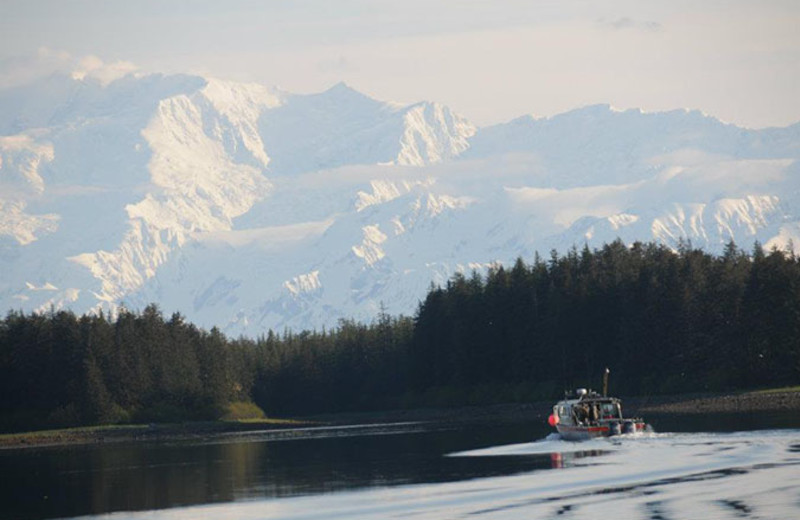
[562, 103, 623, 118]
[3, 72, 800, 335]
[542, 103, 737, 130]
[328, 80, 354, 92]
[321, 81, 370, 100]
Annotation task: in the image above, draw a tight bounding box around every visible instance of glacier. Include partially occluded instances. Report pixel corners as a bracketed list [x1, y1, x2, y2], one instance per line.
[1, 71, 799, 334]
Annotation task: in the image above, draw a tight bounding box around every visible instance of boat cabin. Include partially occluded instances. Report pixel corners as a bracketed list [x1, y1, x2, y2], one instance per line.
[554, 388, 623, 427]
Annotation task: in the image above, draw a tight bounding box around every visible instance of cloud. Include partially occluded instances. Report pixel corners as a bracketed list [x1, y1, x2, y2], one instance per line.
[600, 17, 662, 32]
[0, 48, 70, 88]
[0, 48, 137, 89]
[316, 55, 357, 74]
[71, 55, 138, 85]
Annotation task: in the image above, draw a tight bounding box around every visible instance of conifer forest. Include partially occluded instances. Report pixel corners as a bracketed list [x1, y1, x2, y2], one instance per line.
[1, 240, 798, 432]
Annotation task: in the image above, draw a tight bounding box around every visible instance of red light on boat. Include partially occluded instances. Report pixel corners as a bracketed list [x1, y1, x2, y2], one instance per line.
[548, 414, 559, 427]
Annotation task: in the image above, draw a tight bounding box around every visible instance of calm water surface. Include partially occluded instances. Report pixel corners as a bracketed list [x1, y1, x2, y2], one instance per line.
[1, 411, 798, 520]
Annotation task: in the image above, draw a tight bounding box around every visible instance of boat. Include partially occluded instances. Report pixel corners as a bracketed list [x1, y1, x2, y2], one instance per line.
[547, 369, 648, 441]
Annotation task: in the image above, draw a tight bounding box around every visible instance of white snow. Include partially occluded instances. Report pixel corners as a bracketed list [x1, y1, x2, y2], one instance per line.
[0, 135, 58, 244]
[352, 224, 388, 266]
[284, 271, 322, 296]
[396, 102, 476, 166]
[65, 79, 275, 304]
[0, 200, 60, 245]
[1, 71, 800, 333]
[0, 134, 53, 194]
[355, 179, 434, 212]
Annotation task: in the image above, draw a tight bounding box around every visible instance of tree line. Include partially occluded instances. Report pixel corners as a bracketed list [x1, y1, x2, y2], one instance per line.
[1, 240, 798, 432]
[409, 240, 799, 402]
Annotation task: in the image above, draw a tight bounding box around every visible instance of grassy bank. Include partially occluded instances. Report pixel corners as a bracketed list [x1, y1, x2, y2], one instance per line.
[3, 387, 798, 450]
[634, 387, 800, 414]
[305, 387, 800, 424]
[0, 418, 311, 450]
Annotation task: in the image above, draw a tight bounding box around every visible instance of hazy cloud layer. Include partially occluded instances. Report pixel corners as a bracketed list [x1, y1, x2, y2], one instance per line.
[600, 17, 663, 31]
[0, 48, 137, 88]
[1, 1, 799, 128]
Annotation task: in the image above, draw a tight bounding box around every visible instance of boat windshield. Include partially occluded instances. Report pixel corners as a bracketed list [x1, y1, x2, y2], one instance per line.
[601, 402, 621, 419]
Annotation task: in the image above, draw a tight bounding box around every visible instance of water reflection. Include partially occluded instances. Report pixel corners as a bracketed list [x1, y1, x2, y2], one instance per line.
[0, 442, 267, 519]
[2, 410, 798, 520]
[549, 450, 605, 469]
[644, 409, 800, 434]
[0, 422, 552, 520]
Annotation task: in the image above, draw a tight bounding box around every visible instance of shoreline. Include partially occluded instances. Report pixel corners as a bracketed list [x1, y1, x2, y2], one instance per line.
[301, 388, 800, 426]
[2, 389, 798, 450]
[0, 419, 313, 451]
[630, 389, 800, 414]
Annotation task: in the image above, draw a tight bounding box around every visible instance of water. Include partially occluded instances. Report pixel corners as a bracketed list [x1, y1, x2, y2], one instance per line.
[1, 411, 798, 520]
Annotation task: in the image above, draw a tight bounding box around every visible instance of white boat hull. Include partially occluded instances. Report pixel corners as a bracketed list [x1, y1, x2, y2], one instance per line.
[556, 420, 646, 441]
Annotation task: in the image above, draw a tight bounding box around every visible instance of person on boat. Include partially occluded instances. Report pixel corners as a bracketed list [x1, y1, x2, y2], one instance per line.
[589, 404, 599, 423]
[574, 403, 590, 425]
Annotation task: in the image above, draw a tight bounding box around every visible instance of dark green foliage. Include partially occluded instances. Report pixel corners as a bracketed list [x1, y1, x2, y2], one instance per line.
[249, 315, 414, 415]
[407, 240, 800, 400]
[1, 240, 799, 432]
[0, 306, 243, 431]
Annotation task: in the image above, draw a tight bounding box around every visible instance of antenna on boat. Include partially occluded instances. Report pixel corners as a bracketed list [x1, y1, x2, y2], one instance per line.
[603, 367, 610, 397]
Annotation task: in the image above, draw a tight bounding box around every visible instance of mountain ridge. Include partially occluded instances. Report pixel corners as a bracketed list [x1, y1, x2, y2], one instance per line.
[1, 71, 799, 333]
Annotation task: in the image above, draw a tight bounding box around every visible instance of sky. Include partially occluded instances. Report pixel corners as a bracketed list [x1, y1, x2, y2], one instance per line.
[1, 0, 799, 128]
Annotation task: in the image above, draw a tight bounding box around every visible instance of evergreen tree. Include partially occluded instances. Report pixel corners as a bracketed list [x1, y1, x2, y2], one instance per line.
[2, 240, 799, 432]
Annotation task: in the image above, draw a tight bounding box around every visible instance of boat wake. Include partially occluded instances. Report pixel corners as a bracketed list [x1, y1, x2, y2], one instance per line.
[70, 429, 800, 520]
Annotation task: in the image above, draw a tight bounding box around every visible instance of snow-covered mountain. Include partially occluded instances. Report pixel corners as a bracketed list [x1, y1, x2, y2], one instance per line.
[2, 72, 799, 334]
